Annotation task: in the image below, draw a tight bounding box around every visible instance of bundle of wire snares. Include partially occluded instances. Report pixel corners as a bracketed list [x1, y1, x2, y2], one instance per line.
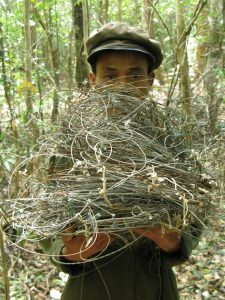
[5, 85, 213, 241]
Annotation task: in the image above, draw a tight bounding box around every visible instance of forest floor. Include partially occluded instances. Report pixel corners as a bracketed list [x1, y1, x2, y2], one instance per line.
[0, 201, 224, 300]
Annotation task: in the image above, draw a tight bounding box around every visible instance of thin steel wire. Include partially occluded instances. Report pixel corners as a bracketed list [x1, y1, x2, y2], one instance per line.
[4, 88, 216, 243]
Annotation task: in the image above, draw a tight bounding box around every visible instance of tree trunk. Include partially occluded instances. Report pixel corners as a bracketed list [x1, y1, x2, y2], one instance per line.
[176, 0, 192, 116]
[30, 9, 44, 125]
[49, 7, 60, 123]
[72, 0, 89, 89]
[98, 0, 109, 24]
[0, 23, 13, 120]
[33, 5, 60, 123]
[0, 221, 10, 300]
[104, 0, 109, 23]
[67, 27, 74, 102]
[24, 0, 39, 140]
[205, 0, 224, 133]
[117, 0, 122, 22]
[24, 0, 34, 118]
[194, 3, 209, 81]
[143, 0, 154, 37]
[82, 0, 89, 61]
[0, 22, 19, 139]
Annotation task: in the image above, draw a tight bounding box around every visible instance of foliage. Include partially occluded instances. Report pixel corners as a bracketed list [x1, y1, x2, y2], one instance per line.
[0, 0, 224, 299]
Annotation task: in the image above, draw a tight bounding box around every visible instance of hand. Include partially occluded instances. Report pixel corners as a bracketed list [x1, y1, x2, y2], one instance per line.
[132, 225, 181, 253]
[61, 229, 115, 262]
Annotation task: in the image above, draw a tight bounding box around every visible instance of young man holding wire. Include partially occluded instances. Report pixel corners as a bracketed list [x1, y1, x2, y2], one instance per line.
[41, 22, 200, 300]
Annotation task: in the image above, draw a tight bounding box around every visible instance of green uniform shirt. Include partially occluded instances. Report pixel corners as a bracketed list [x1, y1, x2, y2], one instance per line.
[40, 229, 199, 300]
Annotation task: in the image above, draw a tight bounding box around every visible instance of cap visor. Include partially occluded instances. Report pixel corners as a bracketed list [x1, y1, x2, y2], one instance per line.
[87, 40, 155, 65]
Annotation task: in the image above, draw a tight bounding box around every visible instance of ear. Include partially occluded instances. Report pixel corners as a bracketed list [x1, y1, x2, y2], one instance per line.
[148, 72, 155, 86]
[89, 71, 96, 87]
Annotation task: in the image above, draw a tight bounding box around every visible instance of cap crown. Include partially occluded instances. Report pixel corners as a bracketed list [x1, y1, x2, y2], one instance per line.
[87, 22, 163, 71]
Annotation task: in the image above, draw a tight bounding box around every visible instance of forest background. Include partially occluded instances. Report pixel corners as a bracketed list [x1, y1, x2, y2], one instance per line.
[0, 0, 224, 299]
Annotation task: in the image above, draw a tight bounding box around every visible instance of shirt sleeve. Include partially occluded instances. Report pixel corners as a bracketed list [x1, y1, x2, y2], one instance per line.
[160, 224, 201, 268]
[39, 238, 97, 276]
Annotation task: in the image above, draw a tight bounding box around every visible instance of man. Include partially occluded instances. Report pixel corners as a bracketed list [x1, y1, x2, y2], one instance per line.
[41, 22, 199, 300]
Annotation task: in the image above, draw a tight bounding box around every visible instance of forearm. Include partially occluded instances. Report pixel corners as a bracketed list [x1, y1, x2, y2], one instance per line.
[148, 227, 181, 253]
[133, 226, 181, 253]
[39, 238, 89, 276]
[62, 232, 114, 262]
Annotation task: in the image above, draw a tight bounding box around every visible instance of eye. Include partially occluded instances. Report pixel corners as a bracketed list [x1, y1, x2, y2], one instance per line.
[105, 74, 117, 80]
[131, 75, 140, 80]
[128, 74, 145, 82]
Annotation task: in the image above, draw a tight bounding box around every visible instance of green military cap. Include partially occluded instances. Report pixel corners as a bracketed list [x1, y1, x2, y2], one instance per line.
[86, 22, 163, 71]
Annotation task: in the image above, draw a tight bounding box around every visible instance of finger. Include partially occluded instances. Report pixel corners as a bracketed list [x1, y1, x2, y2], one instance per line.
[62, 235, 74, 243]
[96, 233, 114, 244]
[83, 234, 110, 250]
[61, 226, 74, 242]
[95, 234, 113, 247]
[131, 227, 145, 234]
[109, 233, 116, 242]
[62, 232, 85, 243]
[84, 233, 107, 248]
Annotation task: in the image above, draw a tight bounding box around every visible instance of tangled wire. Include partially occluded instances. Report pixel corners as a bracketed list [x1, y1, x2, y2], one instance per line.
[4, 87, 214, 241]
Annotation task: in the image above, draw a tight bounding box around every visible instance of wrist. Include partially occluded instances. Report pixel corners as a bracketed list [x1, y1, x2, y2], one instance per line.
[61, 246, 84, 262]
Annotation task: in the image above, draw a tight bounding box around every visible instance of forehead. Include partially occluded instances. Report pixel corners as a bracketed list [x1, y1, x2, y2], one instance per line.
[96, 50, 149, 71]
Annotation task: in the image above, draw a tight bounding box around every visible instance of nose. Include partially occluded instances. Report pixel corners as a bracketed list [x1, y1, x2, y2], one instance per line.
[116, 76, 129, 84]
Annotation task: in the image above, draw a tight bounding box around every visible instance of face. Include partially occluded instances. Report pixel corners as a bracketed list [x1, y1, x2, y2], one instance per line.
[89, 51, 154, 96]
